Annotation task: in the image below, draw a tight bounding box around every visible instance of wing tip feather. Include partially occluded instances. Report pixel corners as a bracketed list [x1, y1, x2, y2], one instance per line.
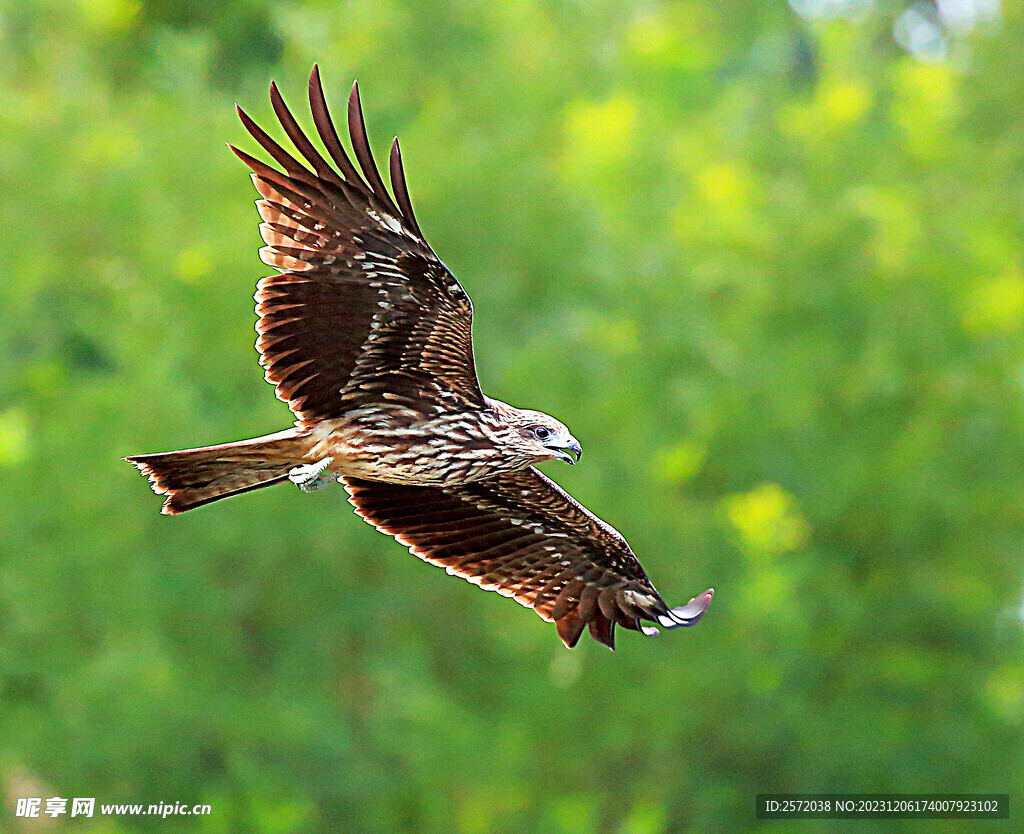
[346, 77, 404, 219]
[656, 588, 714, 629]
[556, 612, 586, 649]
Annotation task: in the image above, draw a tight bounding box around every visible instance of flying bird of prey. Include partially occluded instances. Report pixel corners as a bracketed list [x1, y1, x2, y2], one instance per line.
[126, 67, 713, 650]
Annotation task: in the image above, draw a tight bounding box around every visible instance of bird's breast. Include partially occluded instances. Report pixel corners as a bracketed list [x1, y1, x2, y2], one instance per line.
[323, 409, 526, 486]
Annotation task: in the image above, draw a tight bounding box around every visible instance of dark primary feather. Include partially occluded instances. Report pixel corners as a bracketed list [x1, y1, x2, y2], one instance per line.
[346, 80, 404, 221]
[344, 468, 713, 649]
[389, 138, 424, 240]
[231, 66, 484, 423]
[307, 66, 365, 188]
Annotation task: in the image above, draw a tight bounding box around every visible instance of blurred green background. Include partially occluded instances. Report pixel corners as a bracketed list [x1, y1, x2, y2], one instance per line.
[2, 0, 1024, 830]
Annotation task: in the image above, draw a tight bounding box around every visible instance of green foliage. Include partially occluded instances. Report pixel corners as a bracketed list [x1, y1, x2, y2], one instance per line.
[2, 1, 1023, 831]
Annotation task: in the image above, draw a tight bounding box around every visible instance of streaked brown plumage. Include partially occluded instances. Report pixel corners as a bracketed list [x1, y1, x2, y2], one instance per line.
[126, 66, 713, 649]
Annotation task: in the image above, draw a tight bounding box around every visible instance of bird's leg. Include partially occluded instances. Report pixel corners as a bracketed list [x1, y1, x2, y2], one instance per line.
[288, 457, 336, 492]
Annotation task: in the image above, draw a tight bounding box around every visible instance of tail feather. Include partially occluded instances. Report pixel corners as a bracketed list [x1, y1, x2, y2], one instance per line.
[126, 429, 311, 514]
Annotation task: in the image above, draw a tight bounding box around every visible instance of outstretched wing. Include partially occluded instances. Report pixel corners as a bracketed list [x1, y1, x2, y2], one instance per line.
[230, 66, 484, 423]
[343, 468, 713, 649]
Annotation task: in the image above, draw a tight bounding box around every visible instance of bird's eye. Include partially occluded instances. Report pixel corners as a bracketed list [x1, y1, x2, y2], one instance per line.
[534, 426, 551, 440]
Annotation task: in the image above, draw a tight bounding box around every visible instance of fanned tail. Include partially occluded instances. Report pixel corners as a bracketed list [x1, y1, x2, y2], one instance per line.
[125, 429, 311, 514]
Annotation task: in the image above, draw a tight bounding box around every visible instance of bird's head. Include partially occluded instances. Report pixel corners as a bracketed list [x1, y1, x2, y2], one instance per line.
[507, 408, 582, 466]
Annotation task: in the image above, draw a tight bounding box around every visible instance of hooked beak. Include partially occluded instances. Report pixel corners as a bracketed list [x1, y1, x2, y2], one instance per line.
[547, 437, 582, 466]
